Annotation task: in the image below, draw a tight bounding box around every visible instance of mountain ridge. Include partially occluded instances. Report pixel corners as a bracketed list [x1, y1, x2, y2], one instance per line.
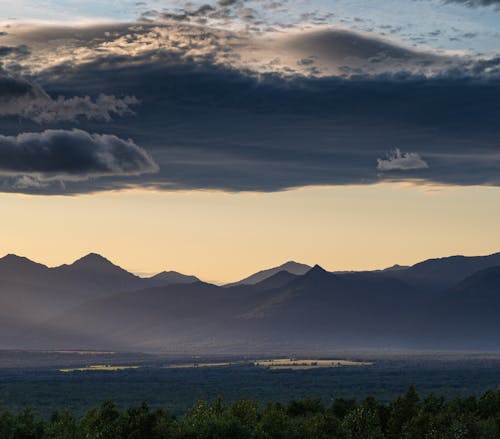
[2, 251, 500, 353]
[224, 260, 312, 287]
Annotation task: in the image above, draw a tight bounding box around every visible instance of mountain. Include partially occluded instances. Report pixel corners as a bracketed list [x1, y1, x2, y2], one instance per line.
[451, 265, 500, 295]
[382, 264, 409, 272]
[411, 266, 500, 349]
[148, 271, 199, 286]
[245, 269, 299, 290]
[0, 253, 202, 344]
[3, 251, 500, 353]
[52, 253, 144, 295]
[25, 264, 422, 353]
[234, 265, 422, 349]
[387, 252, 500, 290]
[0, 254, 49, 280]
[224, 261, 311, 287]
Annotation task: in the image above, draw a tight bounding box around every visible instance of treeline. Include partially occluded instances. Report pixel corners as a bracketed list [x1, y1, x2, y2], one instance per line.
[2, 387, 500, 438]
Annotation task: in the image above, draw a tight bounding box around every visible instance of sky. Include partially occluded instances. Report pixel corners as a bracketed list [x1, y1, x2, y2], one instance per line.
[0, 0, 499, 282]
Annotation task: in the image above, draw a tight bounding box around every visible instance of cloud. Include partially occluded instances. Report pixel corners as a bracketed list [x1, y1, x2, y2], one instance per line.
[0, 74, 139, 124]
[5, 22, 498, 80]
[246, 28, 444, 76]
[0, 22, 499, 194]
[0, 129, 158, 185]
[140, 3, 232, 24]
[139, 0, 264, 25]
[444, 0, 500, 9]
[0, 44, 30, 58]
[377, 148, 429, 171]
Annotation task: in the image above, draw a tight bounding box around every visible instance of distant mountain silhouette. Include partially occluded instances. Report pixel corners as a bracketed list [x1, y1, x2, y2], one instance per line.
[59, 253, 131, 273]
[2, 251, 500, 353]
[53, 253, 143, 294]
[23, 264, 421, 352]
[0, 254, 49, 280]
[246, 270, 299, 290]
[148, 271, 199, 286]
[225, 261, 311, 287]
[234, 264, 421, 349]
[452, 265, 500, 295]
[412, 266, 500, 349]
[0, 253, 202, 345]
[388, 252, 500, 290]
[382, 264, 409, 272]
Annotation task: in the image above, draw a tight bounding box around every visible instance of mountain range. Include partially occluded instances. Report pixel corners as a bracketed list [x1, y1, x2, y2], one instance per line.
[1, 252, 500, 353]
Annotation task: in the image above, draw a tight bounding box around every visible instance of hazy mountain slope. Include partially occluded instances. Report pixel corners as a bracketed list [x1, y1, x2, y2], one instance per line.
[235, 265, 423, 348]
[412, 266, 500, 349]
[4, 252, 500, 353]
[24, 281, 259, 351]
[25, 265, 422, 352]
[0, 253, 203, 344]
[247, 270, 299, 290]
[388, 252, 500, 290]
[52, 253, 144, 297]
[147, 271, 199, 286]
[225, 261, 311, 287]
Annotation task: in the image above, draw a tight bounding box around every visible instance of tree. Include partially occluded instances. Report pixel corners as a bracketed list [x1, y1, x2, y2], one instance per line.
[386, 385, 420, 438]
[342, 406, 383, 439]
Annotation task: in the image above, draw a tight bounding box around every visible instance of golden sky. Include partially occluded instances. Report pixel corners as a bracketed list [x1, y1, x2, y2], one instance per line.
[1, 183, 499, 284]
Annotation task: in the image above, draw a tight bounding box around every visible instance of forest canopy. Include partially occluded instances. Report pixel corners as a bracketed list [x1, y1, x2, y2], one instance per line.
[2, 387, 500, 438]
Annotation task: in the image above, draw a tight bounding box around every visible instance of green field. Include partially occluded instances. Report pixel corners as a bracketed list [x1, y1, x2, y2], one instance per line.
[1, 350, 500, 418]
[60, 365, 141, 373]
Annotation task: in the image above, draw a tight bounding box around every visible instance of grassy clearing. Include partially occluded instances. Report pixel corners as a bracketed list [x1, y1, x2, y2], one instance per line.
[164, 362, 235, 369]
[254, 358, 372, 370]
[59, 364, 140, 373]
[162, 358, 372, 370]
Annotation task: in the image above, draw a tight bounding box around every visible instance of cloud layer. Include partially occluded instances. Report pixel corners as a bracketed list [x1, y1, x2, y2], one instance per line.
[0, 21, 498, 193]
[0, 129, 158, 185]
[0, 74, 138, 124]
[444, 0, 500, 9]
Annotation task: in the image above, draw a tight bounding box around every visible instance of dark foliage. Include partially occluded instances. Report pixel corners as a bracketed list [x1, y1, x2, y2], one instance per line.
[2, 387, 500, 438]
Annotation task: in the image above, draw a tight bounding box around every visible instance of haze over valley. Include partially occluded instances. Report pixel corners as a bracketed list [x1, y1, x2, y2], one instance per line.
[2, 251, 500, 354]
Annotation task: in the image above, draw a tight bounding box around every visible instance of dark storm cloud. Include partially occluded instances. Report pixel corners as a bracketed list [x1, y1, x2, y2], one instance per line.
[1, 23, 500, 194]
[31, 57, 500, 193]
[0, 129, 158, 187]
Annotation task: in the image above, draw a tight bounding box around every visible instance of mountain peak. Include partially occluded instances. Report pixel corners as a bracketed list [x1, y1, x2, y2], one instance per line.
[149, 270, 199, 284]
[310, 264, 327, 273]
[71, 253, 114, 266]
[65, 253, 130, 275]
[1, 253, 30, 263]
[0, 254, 46, 268]
[76, 252, 109, 262]
[383, 264, 409, 272]
[302, 264, 334, 281]
[51, 253, 140, 286]
[224, 260, 311, 287]
[279, 260, 310, 270]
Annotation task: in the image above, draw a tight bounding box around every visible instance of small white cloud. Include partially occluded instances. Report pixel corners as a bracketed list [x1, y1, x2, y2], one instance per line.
[377, 148, 429, 171]
[13, 175, 48, 189]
